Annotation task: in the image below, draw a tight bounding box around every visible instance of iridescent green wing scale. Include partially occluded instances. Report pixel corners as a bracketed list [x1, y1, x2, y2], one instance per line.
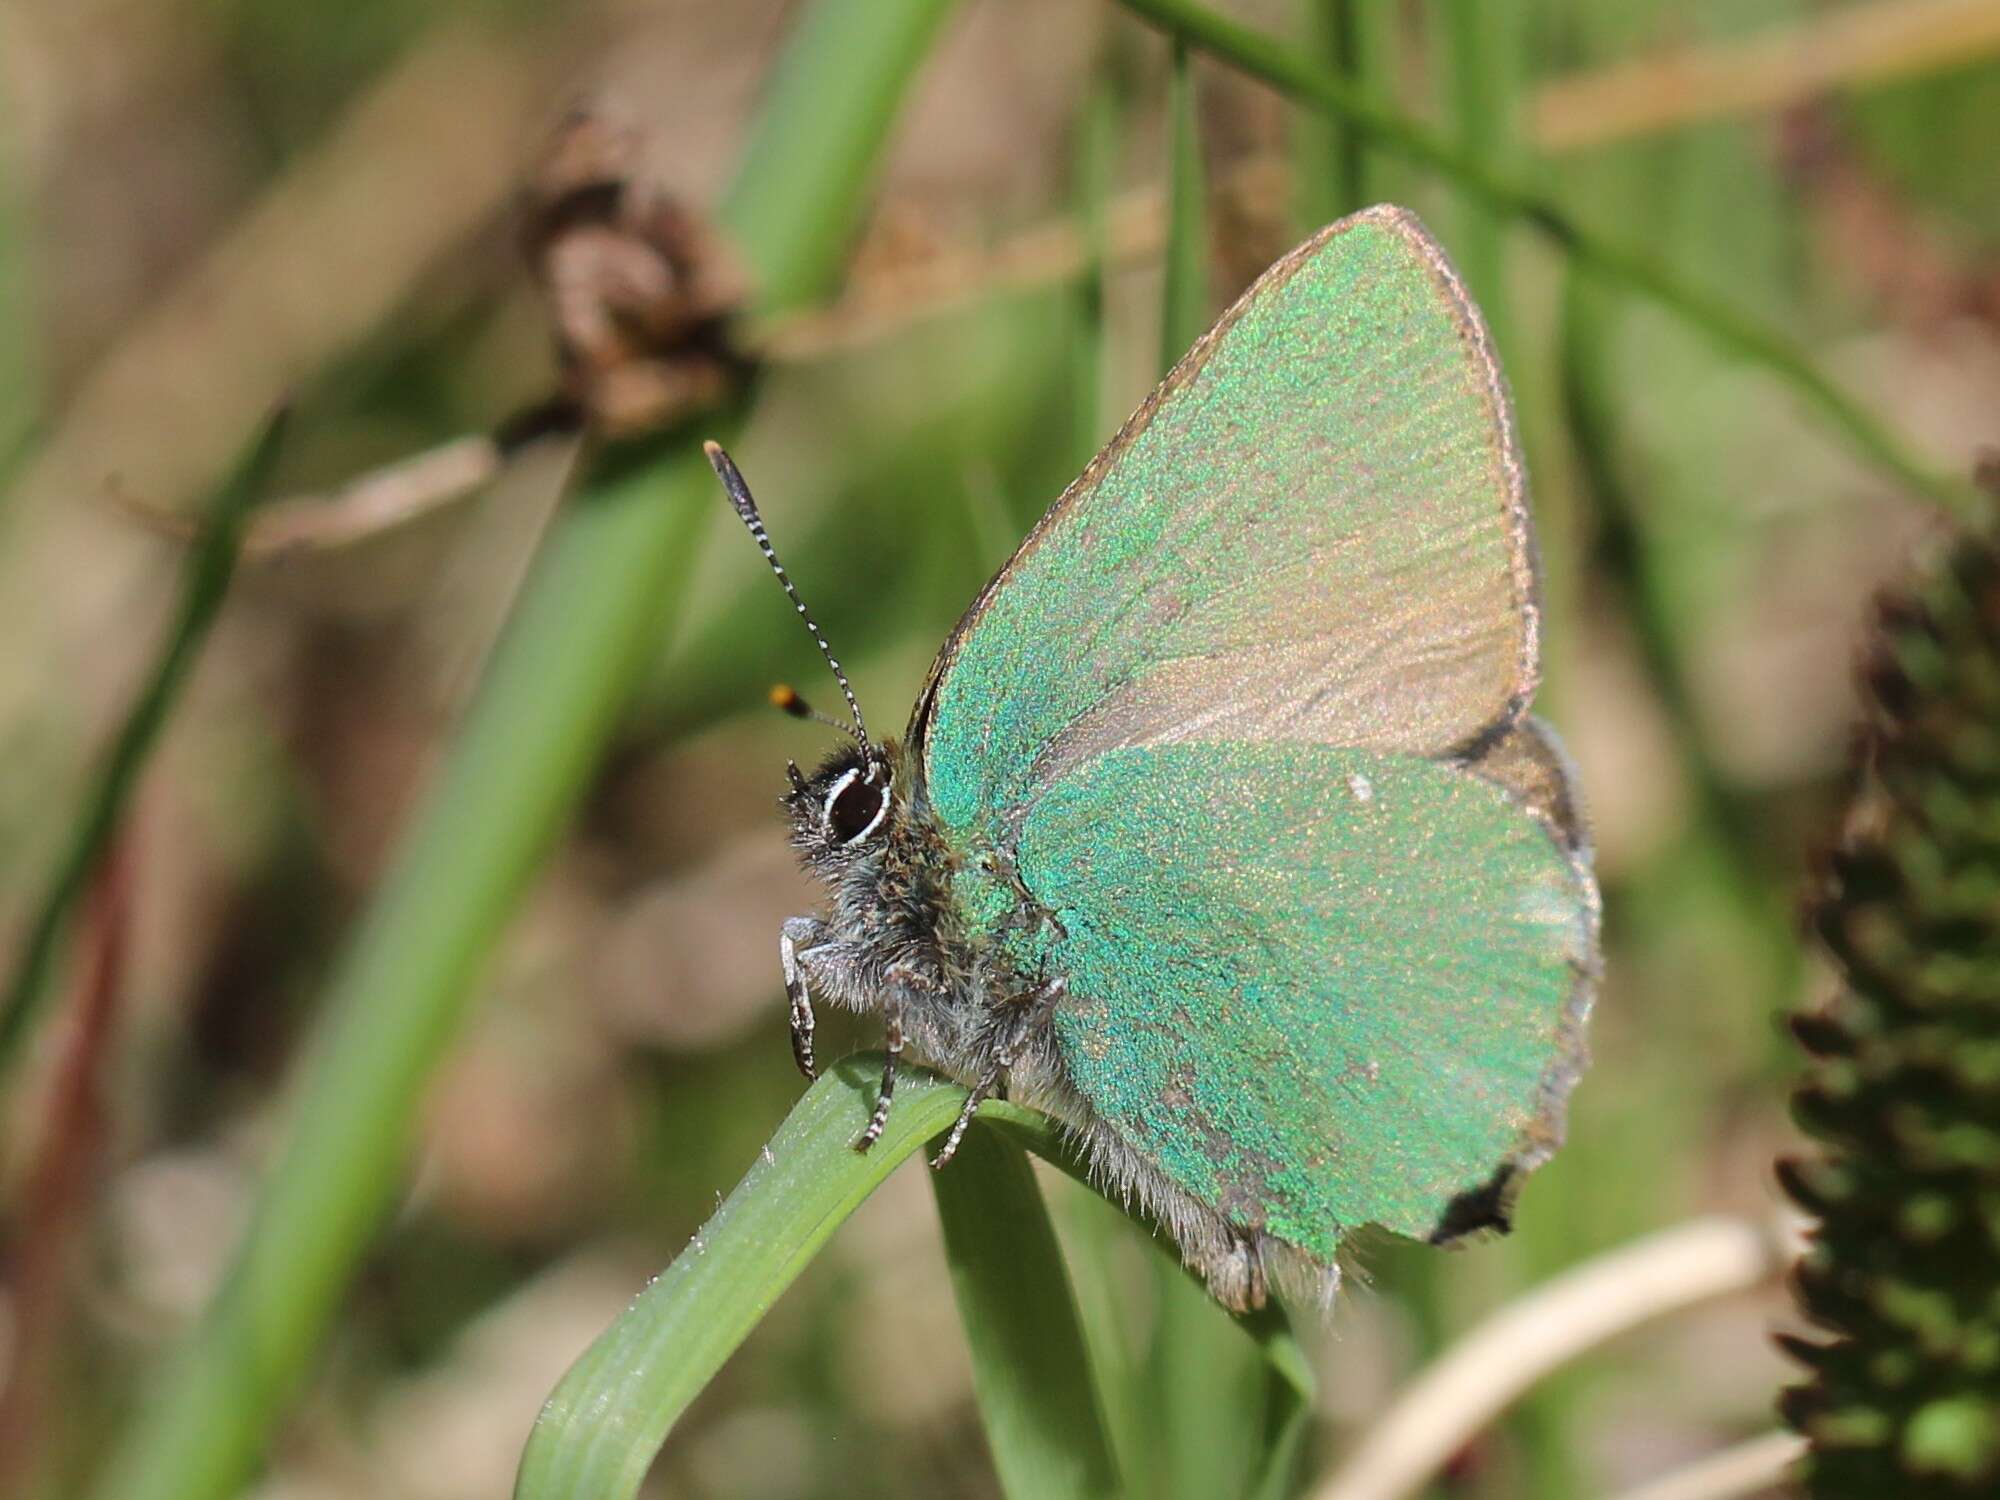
[1017, 735, 1595, 1254]
[910, 205, 1537, 836]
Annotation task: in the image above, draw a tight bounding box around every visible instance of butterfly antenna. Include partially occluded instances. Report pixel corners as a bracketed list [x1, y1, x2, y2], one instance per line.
[704, 442, 872, 751]
[770, 683, 855, 734]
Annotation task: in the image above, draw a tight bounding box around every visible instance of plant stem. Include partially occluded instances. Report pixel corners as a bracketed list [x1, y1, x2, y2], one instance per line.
[1311, 1217, 1786, 1500]
[0, 414, 285, 1085]
[1160, 40, 1210, 370]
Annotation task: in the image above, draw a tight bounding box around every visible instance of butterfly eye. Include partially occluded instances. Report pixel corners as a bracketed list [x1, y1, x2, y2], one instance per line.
[823, 767, 889, 846]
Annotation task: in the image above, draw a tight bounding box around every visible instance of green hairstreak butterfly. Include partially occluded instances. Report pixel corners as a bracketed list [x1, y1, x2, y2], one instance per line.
[704, 204, 1599, 1310]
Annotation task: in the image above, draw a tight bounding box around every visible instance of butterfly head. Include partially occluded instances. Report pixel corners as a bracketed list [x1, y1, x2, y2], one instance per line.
[784, 742, 896, 868]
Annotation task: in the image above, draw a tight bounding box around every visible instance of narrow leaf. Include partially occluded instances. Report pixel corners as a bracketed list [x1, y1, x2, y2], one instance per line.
[1160, 40, 1209, 372]
[981, 1107, 1317, 1500]
[0, 411, 286, 1084]
[1154, 1269, 1266, 1500]
[724, 0, 961, 307]
[1244, 1305, 1315, 1500]
[516, 1057, 968, 1500]
[1292, 0, 1370, 226]
[518, 1082, 1309, 1499]
[1070, 81, 1120, 467]
[1436, 0, 1515, 344]
[1059, 1183, 1157, 1494]
[1558, 264, 1798, 1023]
[933, 1123, 1123, 1500]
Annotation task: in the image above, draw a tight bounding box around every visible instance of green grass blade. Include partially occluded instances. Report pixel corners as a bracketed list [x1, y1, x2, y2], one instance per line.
[515, 1057, 969, 1500]
[0, 412, 286, 1086]
[1292, 0, 1372, 226]
[1243, 1305, 1315, 1500]
[980, 1106, 1316, 1500]
[724, 0, 959, 306]
[1436, 0, 1517, 339]
[1152, 1269, 1265, 1500]
[1557, 265, 1799, 1030]
[84, 4, 959, 1497]
[932, 1125, 1123, 1500]
[1070, 81, 1120, 465]
[516, 1073, 1281, 1499]
[1058, 1183, 1155, 1494]
[1113, 0, 1975, 517]
[1160, 40, 1209, 371]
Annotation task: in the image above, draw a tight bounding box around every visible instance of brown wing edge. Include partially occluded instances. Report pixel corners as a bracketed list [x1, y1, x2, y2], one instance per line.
[1428, 715, 1603, 1244]
[904, 203, 1542, 793]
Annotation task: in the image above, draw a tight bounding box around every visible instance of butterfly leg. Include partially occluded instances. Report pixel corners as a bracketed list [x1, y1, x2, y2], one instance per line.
[932, 974, 1069, 1168]
[779, 916, 826, 1081]
[991, 974, 1066, 1101]
[930, 1065, 1000, 1170]
[854, 1007, 904, 1152]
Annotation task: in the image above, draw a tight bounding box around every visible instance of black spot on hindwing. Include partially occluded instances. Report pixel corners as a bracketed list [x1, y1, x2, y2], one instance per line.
[1428, 1161, 1519, 1244]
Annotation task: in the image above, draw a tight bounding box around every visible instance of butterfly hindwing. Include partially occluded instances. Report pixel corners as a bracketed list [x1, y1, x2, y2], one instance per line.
[1013, 738, 1597, 1255]
[914, 205, 1536, 838]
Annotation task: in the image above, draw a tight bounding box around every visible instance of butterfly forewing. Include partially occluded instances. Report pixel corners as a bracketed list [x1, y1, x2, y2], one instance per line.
[913, 205, 1536, 837]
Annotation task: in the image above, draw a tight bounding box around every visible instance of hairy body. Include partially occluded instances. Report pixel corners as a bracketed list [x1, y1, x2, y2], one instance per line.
[783, 736, 1286, 1311]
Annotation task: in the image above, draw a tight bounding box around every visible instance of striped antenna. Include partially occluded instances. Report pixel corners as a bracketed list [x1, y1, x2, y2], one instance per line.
[704, 442, 871, 751]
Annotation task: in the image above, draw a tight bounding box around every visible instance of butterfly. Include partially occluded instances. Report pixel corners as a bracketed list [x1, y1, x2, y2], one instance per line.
[704, 204, 1600, 1310]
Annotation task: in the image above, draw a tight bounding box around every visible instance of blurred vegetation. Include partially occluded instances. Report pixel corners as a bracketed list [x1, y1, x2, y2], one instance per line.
[0, 1, 1996, 1497]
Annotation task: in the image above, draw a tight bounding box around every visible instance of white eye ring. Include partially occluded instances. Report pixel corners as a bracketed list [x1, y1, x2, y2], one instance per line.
[822, 765, 890, 846]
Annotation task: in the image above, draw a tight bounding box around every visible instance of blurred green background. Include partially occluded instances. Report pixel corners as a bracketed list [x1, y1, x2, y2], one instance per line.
[1, 0, 1994, 1495]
